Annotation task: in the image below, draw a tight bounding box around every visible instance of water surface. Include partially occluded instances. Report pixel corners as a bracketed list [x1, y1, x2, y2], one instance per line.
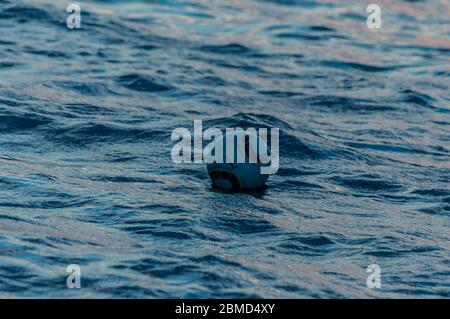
[0, 0, 449, 298]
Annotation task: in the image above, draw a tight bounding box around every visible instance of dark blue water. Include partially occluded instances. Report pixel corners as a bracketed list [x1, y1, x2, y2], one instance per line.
[0, 0, 449, 298]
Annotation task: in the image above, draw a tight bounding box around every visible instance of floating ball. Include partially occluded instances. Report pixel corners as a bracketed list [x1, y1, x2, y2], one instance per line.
[206, 130, 269, 191]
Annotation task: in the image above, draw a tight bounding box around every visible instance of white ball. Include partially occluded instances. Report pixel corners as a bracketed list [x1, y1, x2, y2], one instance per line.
[206, 130, 269, 191]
